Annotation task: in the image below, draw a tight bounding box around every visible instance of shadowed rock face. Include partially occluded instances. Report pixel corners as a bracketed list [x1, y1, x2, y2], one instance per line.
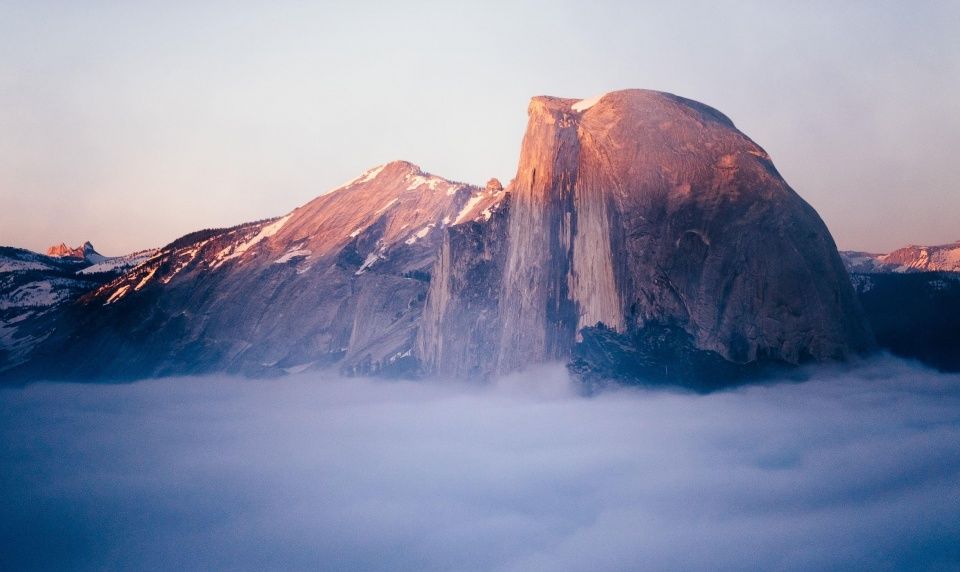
[848, 271, 960, 373]
[416, 198, 512, 378]
[840, 240, 960, 373]
[420, 89, 873, 380]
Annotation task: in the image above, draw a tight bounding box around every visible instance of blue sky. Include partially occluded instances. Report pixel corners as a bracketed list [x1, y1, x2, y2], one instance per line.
[1, 1, 958, 254]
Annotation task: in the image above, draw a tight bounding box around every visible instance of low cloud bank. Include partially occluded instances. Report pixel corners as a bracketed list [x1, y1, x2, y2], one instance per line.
[2, 357, 959, 570]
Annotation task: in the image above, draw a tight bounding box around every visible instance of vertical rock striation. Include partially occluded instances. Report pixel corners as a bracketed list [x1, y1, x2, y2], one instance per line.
[420, 89, 872, 381]
[496, 97, 581, 372]
[5, 89, 873, 386]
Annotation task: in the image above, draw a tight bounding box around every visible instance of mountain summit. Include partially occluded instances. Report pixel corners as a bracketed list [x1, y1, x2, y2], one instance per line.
[15, 161, 495, 380]
[3, 90, 873, 385]
[419, 90, 872, 384]
[46, 241, 104, 262]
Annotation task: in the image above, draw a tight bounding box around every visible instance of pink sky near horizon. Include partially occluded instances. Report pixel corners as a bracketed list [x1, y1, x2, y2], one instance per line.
[1, 1, 958, 256]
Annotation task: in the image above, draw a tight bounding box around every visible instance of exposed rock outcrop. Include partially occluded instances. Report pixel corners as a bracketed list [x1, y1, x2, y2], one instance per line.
[17, 162, 492, 380]
[419, 90, 872, 381]
[46, 241, 103, 262]
[5, 90, 874, 386]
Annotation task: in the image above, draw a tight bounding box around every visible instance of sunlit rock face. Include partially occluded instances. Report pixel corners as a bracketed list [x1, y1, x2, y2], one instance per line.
[15, 161, 504, 380]
[841, 240, 960, 273]
[5, 90, 872, 385]
[420, 90, 872, 381]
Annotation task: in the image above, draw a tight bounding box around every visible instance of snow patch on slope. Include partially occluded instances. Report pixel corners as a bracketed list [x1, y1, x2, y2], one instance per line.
[0, 281, 66, 309]
[571, 92, 608, 113]
[0, 259, 54, 273]
[340, 165, 386, 189]
[405, 175, 431, 191]
[105, 285, 131, 305]
[78, 250, 156, 275]
[454, 193, 486, 224]
[355, 252, 382, 275]
[404, 172, 460, 195]
[275, 249, 311, 264]
[404, 225, 434, 245]
[211, 215, 292, 269]
[134, 267, 158, 291]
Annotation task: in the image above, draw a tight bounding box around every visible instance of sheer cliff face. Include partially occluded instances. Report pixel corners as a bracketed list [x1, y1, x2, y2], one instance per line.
[6, 89, 872, 384]
[421, 90, 872, 378]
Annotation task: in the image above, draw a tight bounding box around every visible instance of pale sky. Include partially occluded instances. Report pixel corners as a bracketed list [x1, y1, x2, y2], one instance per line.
[1, 1, 958, 255]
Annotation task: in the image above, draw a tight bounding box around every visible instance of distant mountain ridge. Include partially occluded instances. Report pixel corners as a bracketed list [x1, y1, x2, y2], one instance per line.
[838, 240, 960, 373]
[841, 240, 960, 273]
[0, 244, 155, 371]
[10, 161, 503, 380]
[46, 241, 107, 263]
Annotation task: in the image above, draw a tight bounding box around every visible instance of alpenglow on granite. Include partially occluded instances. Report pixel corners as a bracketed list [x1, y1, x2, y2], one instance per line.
[1, 90, 873, 386]
[419, 90, 872, 384]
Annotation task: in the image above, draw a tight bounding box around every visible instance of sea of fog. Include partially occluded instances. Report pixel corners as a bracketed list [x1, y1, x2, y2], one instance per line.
[2, 356, 959, 571]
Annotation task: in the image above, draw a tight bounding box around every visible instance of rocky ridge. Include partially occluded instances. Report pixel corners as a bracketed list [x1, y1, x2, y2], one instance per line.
[841, 240, 960, 273]
[2, 90, 875, 385]
[12, 161, 499, 380]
